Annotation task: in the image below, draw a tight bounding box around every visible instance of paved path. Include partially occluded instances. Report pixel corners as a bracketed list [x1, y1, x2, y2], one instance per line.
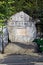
[0, 54, 43, 65]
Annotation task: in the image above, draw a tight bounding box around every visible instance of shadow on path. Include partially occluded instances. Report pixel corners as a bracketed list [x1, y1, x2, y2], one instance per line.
[0, 54, 43, 64]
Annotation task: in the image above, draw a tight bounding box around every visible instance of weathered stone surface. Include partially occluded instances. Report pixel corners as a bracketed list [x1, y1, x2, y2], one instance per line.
[4, 42, 37, 54]
[0, 26, 8, 51]
[7, 11, 36, 43]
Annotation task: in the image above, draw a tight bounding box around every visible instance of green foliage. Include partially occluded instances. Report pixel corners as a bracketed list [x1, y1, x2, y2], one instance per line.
[0, 0, 43, 24]
[0, 19, 5, 26]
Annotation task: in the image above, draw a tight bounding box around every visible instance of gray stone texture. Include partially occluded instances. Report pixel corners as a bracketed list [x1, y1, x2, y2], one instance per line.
[7, 11, 36, 43]
[0, 26, 8, 51]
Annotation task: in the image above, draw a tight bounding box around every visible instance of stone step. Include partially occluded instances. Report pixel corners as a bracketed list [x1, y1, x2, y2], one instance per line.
[4, 42, 37, 54]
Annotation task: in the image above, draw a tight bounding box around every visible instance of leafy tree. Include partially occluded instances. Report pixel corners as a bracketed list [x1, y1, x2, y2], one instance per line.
[0, 0, 43, 23]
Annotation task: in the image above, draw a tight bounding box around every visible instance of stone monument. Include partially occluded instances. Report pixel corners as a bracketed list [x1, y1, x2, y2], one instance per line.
[7, 11, 36, 43]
